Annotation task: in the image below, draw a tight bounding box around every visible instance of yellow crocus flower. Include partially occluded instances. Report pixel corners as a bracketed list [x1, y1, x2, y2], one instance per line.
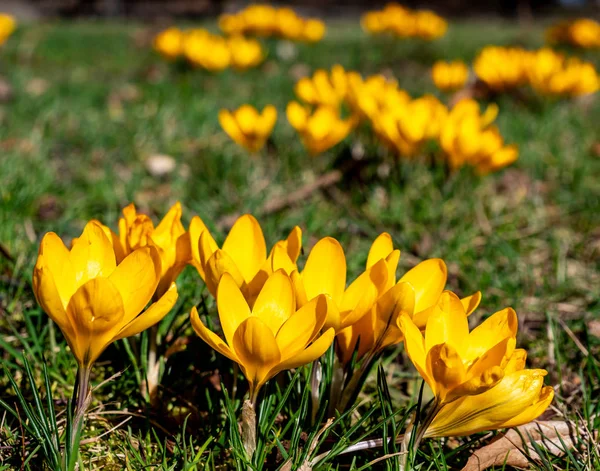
[153, 27, 184, 60]
[190, 270, 335, 402]
[218, 104, 277, 152]
[431, 60, 469, 92]
[547, 18, 600, 49]
[183, 30, 231, 71]
[295, 65, 348, 108]
[336, 233, 480, 364]
[346, 73, 411, 120]
[228, 35, 264, 70]
[275, 7, 305, 40]
[189, 214, 302, 305]
[426, 349, 554, 437]
[0, 13, 16, 46]
[401, 292, 518, 405]
[33, 221, 178, 368]
[474, 46, 532, 91]
[286, 101, 357, 156]
[301, 19, 326, 42]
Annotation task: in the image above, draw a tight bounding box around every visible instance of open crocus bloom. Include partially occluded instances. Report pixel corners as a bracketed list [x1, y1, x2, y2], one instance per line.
[189, 214, 301, 306]
[294, 65, 348, 108]
[401, 291, 518, 405]
[336, 233, 481, 365]
[426, 349, 554, 437]
[288, 237, 390, 334]
[190, 271, 335, 401]
[431, 60, 469, 92]
[218, 104, 276, 152]
[33, 221, 178, 368]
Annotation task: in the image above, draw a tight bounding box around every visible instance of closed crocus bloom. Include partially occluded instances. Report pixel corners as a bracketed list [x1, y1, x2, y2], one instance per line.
[219, 104, 277, 152]
[287, 101, 357, 156]
[361, 11, 385, 34]
[569, 19, 600, 48]
[219, 13, 245, 36]
[346, 73, 410, 120]
[275, 8, 305, 40]
[401, 292, 518, 405]
[413, 10, 447, 40]
[33, 221, 178, 368]
[289, 237, 390, 334]
[153, 27, 184, 60]
[191, 271, 335, 401]
[189, 213, 302, 305]
[0, 13, 16, 45]
[426, 350, 554, 437]
[474, 46, 531, 91]
[242, 4, 277, 37]
[301, 19, 326, 42]
[228, 35, 264, 70]
[432, 61, 469, 92]
[295, 65, 347, 108]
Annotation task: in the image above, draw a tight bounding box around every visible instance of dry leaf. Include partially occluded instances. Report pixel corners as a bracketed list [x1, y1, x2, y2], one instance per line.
[588, 319, 600, 339]
[461, 421, 576, 471]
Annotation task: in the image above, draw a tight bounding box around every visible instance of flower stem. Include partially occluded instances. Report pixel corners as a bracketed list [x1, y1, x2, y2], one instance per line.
[69, 366, 92, 462]
[146, 324, 160, 404]
[241, 399, 257, 462]
[400, 398, 442, 469]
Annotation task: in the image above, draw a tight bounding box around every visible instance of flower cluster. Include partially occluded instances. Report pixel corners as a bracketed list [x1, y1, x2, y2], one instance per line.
[362, 3, 447, 40]
[219, 105, 277, 153]
[431, 60, 470, 92]
[440, 99, 518, 175]
[219, 4, 326, 43]
[0, 13, 15, 46]
[474, 45, 599, 97]
[546, 18, 600, 49]
[33, 203, 553, 459]
[153, 27, 264, 71]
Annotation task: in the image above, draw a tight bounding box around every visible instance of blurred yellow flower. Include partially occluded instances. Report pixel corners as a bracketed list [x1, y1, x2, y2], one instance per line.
[336, 233, 480, 364]
[227, 35, 264, 70]
[474, 46, 532, 91]
[219, 104, 277, 152]
[153, 27, 184, 60]
[431, 60, 469, 92]
[190, 270, 335, 401]
[361, 4, 447, 40]
[527, 48, 599, 97]
[440, 99, 518, 174]
[372, 95, 448, 157]
[0, 13, 16, 46]
[547, 18, 600, 49]
[286, 101, 357, 155]
[346, 72, 411, 120]
[33, 221, 178, 368]
[189, 214, 302, 305]
[183, 29, 231, 71]
[400, 292, 517, 405]
[217, 5, 326, 43]
[294, 65, 348, 108]
[426, 349, 554, 437]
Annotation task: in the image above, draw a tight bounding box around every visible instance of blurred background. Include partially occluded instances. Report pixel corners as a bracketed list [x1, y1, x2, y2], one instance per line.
[1, 0, 599, 20]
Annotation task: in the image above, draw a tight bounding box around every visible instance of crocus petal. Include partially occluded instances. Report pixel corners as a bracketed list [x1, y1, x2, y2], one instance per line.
[366, 232, 394, 268]
[232, 317, 281, 391]
[190, 306, 238, 362]
[338, 268, 380, 330]
[272, 327, 335, 374]
[499, 385, 554, 428]
[275, 295, 326, 361]
[66, 277, 125, 367]
[152, 202, 186, 250]
[252, 270, 295, 334]
[204, 249, 246, 297]
[400, 315, 433, 386]
[425, 291, 469, 353]
[284, 226, 302, 262]
[465, 308, 518, 360]
[399, 258, 447, 314]
[216, 272, 252, 347]
[302, 237, 346, 304]
[189, 215, 215, 279]
[219, 109, 246, 147]
[108, 247, 160, 325]
[34, 232, 76, 310]
[449, 365, 504, 400]
[375, 281, 416, 349]
[461, 291, 482, 315]
[69, 221, 117, 288]
[114, 282, 178, 340]
[222, 214, 267, 283]
[426, 343, 466, 399]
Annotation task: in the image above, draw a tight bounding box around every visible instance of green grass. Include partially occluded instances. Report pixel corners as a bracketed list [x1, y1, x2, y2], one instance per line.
[0, 17, 599, 470]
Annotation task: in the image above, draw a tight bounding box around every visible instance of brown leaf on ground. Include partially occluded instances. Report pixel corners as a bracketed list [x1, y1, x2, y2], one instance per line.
[461, 421, 577, 471]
